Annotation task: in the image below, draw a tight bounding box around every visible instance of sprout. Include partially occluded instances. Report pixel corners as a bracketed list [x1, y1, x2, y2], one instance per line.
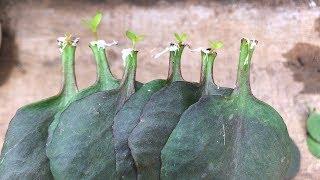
[82, 11, 103, 40]
[64, 33, 73, 43]
[57, 33, 79, 52]
[209, 40, 224, 50]
[126, 30, 144, 49]
[174, 32, 187, 45]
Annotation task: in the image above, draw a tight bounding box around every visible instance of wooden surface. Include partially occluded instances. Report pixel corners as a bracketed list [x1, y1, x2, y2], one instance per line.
[0, 1, 319, 179]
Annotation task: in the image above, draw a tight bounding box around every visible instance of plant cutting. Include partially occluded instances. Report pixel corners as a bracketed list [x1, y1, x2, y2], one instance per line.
[47, 12, 119, 145]
[47, 30, 143, 179]
[0, 22, 301, 179]
[0, 35, 80, 179]
[128, 35, 232, 180]
[306, 109, 320, 158]
[161, 38, 300, 179]
[113, 33, 197, 179]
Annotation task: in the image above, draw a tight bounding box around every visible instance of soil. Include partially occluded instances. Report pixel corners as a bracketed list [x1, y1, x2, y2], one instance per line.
[0, 0, 319, 179]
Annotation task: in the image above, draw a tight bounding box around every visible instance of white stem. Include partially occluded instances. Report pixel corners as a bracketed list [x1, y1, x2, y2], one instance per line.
[189, 47, 210, 54]
[121, 48, 133, 67]
[153, 44, 179, 59]
[90, 40, 118, 50]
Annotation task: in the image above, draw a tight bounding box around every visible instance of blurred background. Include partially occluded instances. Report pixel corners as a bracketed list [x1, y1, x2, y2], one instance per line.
[0, 0, 319, 178]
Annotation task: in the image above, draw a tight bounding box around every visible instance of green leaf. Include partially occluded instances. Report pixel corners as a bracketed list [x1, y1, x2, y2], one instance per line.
[91, 12, 103, 32]
[174, 32, 187, 44]
[47, 44, 120, 148]
[306, 110, 320, 159]
[127, 45, 232, 179]
[113, 79, 167, 179]
[126, 30, 144, 48]
[0, 97, 58, 180]
[161, 39, 300, 179]
[0, 44, 79, 179]
[47, 51, 143, 179]
[307, 135, 320, 158]
[209, 40, 224, 50]
[127, 45, 197, 179]
[83, 11, 102, 33]
[113, 43, 196, 179]
[307, 110, 320, 142]
[129, 81, 201, 179]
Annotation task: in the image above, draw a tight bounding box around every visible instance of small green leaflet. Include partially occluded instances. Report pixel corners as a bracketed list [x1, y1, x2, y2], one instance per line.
[306, 110, 320, 159]
[307, 136, 320, 158]
[126, 30, 144, 48]
[82, 11, 103, 38]
[209, 40, 224, 50]
[174, 32, 187, 44]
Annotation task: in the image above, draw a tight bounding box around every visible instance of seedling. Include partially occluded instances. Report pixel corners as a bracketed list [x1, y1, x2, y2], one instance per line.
[126, 30, 144, 49]
[209, 40, 223, 50]
[174, 32, 187, 45]
[82, 11, 103, 40]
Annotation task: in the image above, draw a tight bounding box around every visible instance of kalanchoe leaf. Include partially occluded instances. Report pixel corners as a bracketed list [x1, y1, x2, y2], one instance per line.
[0, 37, 80, 180]
[129, 82, 200, 180]
[47, 47, 142, 179]
[113, 79, 167, 179]
[174, 32, 187, 44]
[126, 30, 144, 49]
[307, 136, 320, 158]
[127, 43, 231, 179]
[82, 11, 103, 39]
[307, 110, 320, 142]
[113, 43, 188, 179]
[46, 41, 120, 146]
[161, 38, 300, 179]
[306, 109, 320, 159]
[209, 40, 224, 50]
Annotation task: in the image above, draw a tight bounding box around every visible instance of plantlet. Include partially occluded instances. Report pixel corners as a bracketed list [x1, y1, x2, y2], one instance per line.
[306, 109, 320, 158]
[209, 40, 224, 50]
[161, 38, 300, 179]
[174, 32, 187, 45]
[82, 11, 103, 40]
[47, 30, 142, 179]
[0, 35, 80, 180]
[126, 30, 144, 49]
